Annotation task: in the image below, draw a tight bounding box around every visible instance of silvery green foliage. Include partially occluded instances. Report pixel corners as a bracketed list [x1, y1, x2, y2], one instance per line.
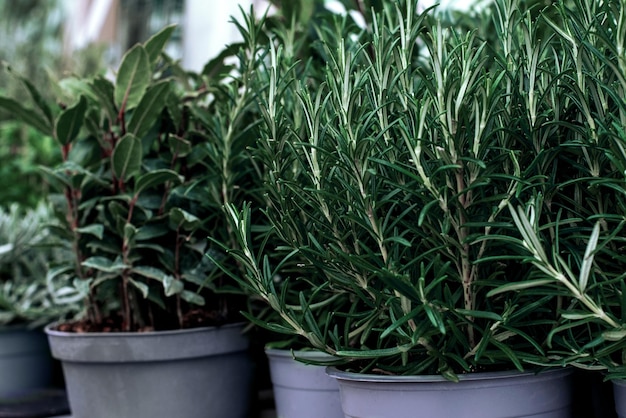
[0, 203, 75, 328]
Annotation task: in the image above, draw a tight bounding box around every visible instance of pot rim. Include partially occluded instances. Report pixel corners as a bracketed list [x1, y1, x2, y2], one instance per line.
[265, 347, 341, 365]
[266, 347, 335, 357]
[325, 366, 572, 383]
[44, 320, 246, 338]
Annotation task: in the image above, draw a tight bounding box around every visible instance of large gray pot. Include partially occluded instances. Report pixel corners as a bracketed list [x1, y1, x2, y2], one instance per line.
[327, 367, 573, 418]
[45, 322, 253, 418]
[613, 379, 626, 417]
[0, 327, 53, 395]
[266, 348, 343, 418]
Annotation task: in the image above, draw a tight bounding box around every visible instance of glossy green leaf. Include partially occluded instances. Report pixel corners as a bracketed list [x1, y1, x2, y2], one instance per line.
[169, 208, 201, 231]
[133, 266, 168, 281]
[76, 224, 104, 240]
[168, 134, 192, 157]
[127, 80, 171, 138]
[112, 134, 142, 181]
[180, 290, 205, 306]
[114, 44, 151, 110]
[55, 96, 87, 145]
[163, 274, 184, 296]
[145, 24, 177, 65]
[129, 278, 149, 298]
[81, 256, 126, 273]
[135, 225, 169, 241]
[135, 169, 182, 195]
[90, 76, 117, 122]
[124, 223, 137, 242]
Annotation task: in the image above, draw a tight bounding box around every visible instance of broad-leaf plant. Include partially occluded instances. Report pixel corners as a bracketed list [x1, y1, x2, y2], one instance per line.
[0, 20, 265, 332]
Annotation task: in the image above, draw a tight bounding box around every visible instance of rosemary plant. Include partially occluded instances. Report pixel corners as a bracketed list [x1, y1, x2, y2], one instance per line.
[488, 0, 626, 378]
[221, 0, 590, 378]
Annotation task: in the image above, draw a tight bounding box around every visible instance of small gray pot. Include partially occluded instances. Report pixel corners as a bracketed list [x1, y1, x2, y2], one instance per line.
[0, 327, 53, 395]
[613, 379, 626, 417]
[46, 322, 253, 418]
[266, 348, 343, 418]
[327, 367, 573, 418]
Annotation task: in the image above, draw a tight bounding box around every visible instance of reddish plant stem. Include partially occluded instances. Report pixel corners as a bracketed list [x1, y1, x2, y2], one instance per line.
[62, 141, 104, 324]
[117, 101, 127, 136]
[175, 227, 184, 328]
[120, 194, 138, 331]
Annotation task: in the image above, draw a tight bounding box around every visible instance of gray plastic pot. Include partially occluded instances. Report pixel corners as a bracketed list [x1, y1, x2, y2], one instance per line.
[45, 322, 253, 418]
[0, 327, 53, 395]
[327, 367, 573, 418]
[266, 348, 343, 418]
[613, 379, 626, 417]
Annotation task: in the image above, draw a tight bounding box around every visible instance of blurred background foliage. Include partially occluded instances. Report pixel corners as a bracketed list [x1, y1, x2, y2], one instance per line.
[0, 0, 63, 209]
[0, 0, 106, 209]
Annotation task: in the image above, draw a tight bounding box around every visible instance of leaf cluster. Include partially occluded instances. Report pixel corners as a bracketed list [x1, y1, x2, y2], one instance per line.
[222, 0, 626, 377]
[0, 20, 266, 332]
[482, 0, 626, 379]
[0, 203, 77, 328]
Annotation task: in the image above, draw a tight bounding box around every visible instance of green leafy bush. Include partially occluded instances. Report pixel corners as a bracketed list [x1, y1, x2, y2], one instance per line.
[220, 0, 626, 378]
[0, 20, 267, 332]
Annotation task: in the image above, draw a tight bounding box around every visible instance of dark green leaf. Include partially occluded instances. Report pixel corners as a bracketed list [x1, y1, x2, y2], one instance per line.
[114, 45, 151, 110]
[127, 80, 171, 138]
[180, 290, 205, 306]
[135, 169, 182, 195]
[163, 275, 184, 296]
[168, 134, 192, 157]
[133, 266, 168, 281]
[135, 225, 169, 241]
[169, 208, 201, 231]
[81, 256, 126, 273]
[55, 96, 87, 145]
[76, 224, 104, 240]
[90, 76, 117, 122]
[144, 25, 177, 65]
[112, 134, 143, 180]
[129, 278, 149, 298]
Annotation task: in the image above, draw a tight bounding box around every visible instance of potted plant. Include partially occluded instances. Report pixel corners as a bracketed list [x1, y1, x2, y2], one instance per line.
[486, 0, 626, 416]
[0, 203, 76, 396]
[215, 3, 366, 417]
[0, 19, 265, 418]
[219, 0, 590, 416]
